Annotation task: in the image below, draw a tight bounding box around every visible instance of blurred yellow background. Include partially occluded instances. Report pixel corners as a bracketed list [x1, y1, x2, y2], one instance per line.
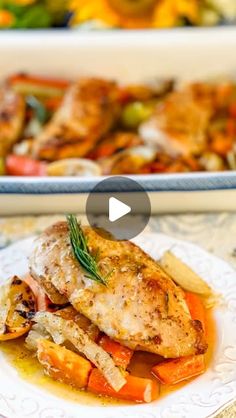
[0, 0, 236, 29]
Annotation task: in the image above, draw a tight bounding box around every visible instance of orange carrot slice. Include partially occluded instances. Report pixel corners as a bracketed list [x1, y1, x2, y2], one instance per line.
[185, 292, 206, 332]
[88, 368, 159, 403]
[8, 73, 69, 89]
[99, 335, 133, 368]
[152, 355, 205, 385]
[43, 97, 63, 111]
[8, 73, 70, 98]
[37, 339, 92, 389]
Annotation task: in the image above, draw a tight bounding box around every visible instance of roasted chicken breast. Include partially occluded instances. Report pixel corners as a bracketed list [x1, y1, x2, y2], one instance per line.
[140, 87, 212, 157]
[32, 78, 121, 161]
[29, 222, 207, 358]
[0, 86, 25, 157]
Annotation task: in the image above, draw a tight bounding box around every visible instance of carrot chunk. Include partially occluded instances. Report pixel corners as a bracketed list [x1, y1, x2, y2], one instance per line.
[152, 355, 205, 385]
[99, 335, 133, 368]
[8, 73, 69, 89]
[185, 292, 206, 332]
[210, 133, 233, 156]
[43, 97, 63, 111]
[37, 339, 92, 389]
[88, 368, 159, 403]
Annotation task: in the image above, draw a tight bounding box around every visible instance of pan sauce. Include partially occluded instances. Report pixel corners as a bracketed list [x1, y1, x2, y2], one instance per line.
[0, 307, 215, 406]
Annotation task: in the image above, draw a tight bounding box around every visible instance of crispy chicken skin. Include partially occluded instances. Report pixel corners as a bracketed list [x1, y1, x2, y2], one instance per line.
[32, 78, 121, 161]
[0, 86, 25, 157]
[29, 222, 207, 358]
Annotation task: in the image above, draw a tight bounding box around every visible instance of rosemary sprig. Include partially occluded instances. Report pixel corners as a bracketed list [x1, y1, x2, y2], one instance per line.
[66, 215, 108, 286]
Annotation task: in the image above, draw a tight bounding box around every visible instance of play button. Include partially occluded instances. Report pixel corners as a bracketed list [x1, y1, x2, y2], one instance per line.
[109, 197, 131, 222]
[86, 176, 151, 241]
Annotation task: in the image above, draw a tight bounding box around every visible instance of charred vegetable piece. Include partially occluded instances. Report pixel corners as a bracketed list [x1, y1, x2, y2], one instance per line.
[37, 339, 92, 389]
[99, 335, 133, 369]
[152, 355, 205, 385]
[88, 368, 159, 403]
[0, 276, 36, 341]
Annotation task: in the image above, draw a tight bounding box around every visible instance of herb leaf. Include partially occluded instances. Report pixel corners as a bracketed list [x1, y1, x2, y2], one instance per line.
[66, 215, 107, 286]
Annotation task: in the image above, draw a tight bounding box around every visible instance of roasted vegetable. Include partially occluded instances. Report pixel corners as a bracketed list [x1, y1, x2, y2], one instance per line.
[152, 355, 205, 385]
[37, 339, 92, 389]
[47, 158, 101, 177]
[160, 251, 211, 296]
[88, 368, 159, 403]
[121, 101, 153, 128]
[99, 335, 133, 369]
[6, 155, 47, 176]
[0, 276, 36, 341]
[8, 73, 69, 97]
[55, 306, 100, 342]
[35, 311, 126, 392]
[185, 292, 206, 333]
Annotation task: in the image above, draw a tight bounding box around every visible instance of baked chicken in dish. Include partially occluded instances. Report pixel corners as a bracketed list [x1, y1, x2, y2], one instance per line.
[32, 78, 120, 161]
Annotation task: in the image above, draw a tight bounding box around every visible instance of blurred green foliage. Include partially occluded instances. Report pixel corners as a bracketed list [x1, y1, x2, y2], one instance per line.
[0, 0, 68, 28]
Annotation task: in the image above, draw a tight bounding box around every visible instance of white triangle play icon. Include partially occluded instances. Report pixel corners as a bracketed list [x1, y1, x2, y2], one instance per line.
[109, 197, 131, 222]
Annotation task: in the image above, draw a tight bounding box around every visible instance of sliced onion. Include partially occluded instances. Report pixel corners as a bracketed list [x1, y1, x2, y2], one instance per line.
[35, 312, 126, 392]
[47, 158, 102, 177]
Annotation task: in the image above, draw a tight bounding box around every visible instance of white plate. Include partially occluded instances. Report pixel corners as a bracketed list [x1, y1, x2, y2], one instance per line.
[0, 231, 235, 418]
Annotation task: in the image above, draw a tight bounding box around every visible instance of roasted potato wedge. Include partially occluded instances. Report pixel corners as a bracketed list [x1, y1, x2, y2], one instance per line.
[0, 276, 36, 341]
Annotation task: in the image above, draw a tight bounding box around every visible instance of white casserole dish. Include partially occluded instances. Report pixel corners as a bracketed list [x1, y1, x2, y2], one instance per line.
[1, 28, 236, 214]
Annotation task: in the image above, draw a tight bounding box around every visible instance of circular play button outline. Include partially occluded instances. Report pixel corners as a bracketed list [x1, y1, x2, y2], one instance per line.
[86, 176, 151, 241]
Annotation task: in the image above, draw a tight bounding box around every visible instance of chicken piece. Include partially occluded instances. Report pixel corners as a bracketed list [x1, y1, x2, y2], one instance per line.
[140, 87, 212, 157]
[0, 86, 25, 157]
[29, 222, 207, 359]
[32, 78, 120, 161]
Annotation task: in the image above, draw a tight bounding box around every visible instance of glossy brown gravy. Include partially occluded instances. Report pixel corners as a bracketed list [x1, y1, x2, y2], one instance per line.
[0, 308, 216, 406]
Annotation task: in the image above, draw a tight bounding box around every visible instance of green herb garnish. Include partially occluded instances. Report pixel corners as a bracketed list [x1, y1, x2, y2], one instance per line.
[67, 215, 108, 286]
